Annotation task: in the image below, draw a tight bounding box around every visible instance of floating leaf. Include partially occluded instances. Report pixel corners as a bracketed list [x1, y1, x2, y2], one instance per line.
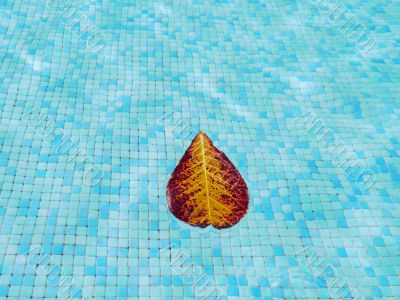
[166, 131, 249, 229]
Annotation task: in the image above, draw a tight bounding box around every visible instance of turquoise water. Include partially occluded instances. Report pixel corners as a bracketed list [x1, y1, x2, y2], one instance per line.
[1, 0, 400, 299]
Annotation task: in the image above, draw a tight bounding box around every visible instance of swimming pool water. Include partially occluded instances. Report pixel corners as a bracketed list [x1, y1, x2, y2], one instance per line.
[1, 0, 400, 299]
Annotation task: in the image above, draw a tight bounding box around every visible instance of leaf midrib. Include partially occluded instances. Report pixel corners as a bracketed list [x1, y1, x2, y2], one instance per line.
[199, 134, 213, 224]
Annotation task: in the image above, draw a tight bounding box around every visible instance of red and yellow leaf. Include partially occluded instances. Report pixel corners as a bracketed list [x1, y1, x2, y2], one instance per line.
[166, 131, 249, 229]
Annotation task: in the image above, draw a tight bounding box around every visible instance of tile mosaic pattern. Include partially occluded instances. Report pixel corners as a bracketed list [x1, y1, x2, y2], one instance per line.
[0, 0, 400, 299]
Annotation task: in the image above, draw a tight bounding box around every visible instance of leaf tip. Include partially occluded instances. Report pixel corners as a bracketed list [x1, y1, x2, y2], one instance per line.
[196, 130, 205, 136]
[195, 130, 212, 143]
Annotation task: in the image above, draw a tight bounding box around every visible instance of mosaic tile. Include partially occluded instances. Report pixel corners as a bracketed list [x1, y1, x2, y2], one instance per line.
[0, 0, 400, 299]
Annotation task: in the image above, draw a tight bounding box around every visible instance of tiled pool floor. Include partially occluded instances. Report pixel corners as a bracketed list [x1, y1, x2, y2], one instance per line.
[1, 0, 400, 299]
